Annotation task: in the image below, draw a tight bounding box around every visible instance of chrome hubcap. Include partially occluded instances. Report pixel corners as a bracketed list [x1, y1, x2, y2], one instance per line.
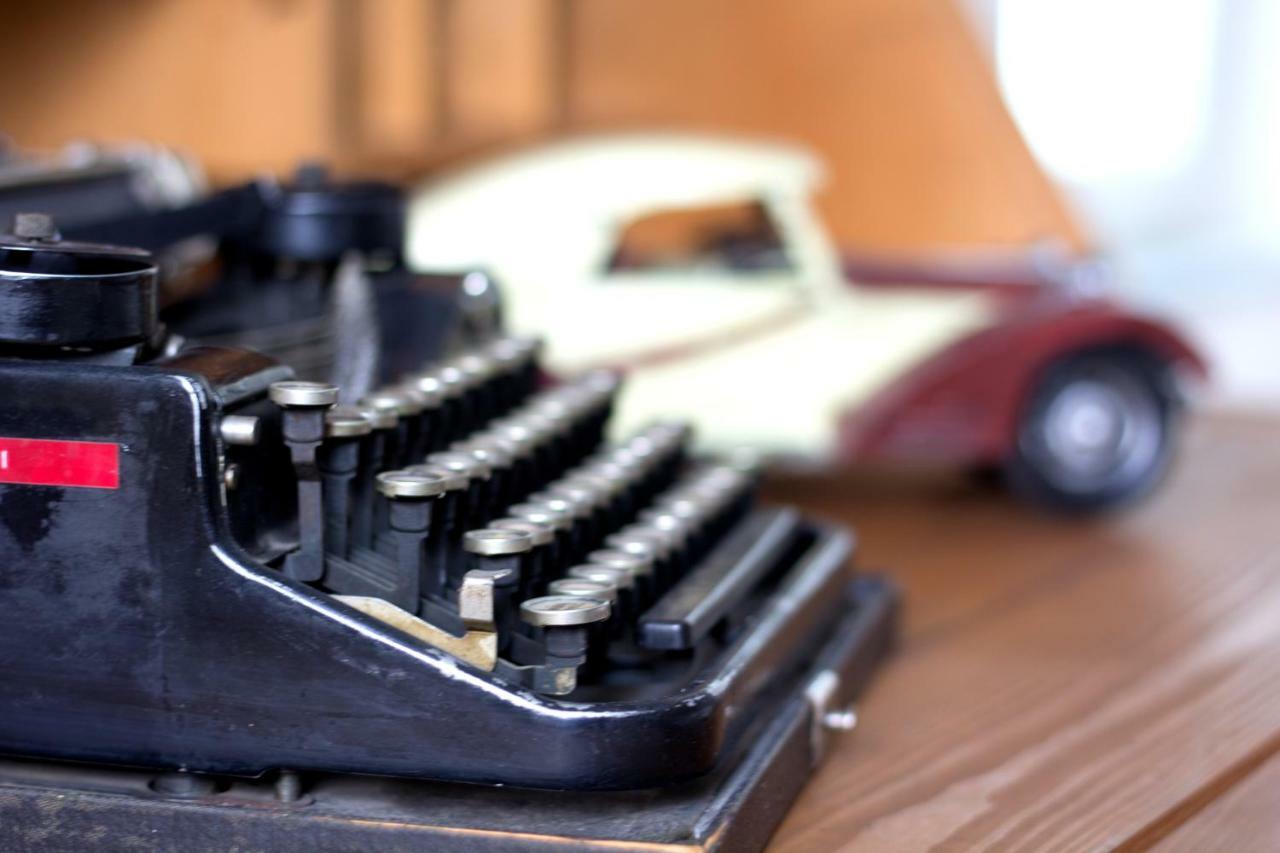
[1030, 371, 1162, 494]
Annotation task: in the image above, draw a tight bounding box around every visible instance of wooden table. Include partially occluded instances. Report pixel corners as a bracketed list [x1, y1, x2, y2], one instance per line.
[761, 415, 1280, 852]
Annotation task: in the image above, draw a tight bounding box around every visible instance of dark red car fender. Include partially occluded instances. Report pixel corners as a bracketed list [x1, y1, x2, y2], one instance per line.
[837, 292, 1207, 467]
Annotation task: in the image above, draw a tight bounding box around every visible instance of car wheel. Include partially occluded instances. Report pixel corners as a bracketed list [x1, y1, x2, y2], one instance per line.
[1004, 350, 1175, 512]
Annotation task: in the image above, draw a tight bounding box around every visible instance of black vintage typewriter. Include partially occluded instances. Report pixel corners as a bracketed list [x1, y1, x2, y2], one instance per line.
[0, 149, 897, 852]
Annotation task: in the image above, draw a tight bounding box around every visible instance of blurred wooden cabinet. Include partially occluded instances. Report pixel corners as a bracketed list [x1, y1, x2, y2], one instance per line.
[0, 0, 1081, 249]
[0, 0, 561, 179]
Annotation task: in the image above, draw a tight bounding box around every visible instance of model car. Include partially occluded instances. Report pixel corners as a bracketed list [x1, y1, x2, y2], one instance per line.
[407, 134, 1206, 510]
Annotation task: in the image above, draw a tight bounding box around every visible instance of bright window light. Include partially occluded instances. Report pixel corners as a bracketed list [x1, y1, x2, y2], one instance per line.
[995, 0, 1219, 183]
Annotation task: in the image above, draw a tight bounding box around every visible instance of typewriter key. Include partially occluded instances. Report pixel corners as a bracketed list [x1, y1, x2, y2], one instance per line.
[462, 529, 532, 614]
[587, 548, 654, 578]
[568, 564, 633, 590]
[359, 391, 412, 469]
[376, 470, 447, 499]
[490, 518, 554, 547]
[405, 463, 466, 597]
[326, 406, 373, 438]
[547, 578, 618, 604]
[319, 407, 373, 558]
[568, 565, 637, 640]
[520, 599, 609, 680]
[502, 500, 561, 526]
[520, 595, 610, 628]
[271, 380, 339, 582]
[588, 548, 655, 605]
[269, 380, 340, 408]
[464, 528, 532, 556]
[377, 470, 447, 611]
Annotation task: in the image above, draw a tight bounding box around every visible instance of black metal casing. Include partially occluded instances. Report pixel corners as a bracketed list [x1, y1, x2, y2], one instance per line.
[0, 352, 890, 790]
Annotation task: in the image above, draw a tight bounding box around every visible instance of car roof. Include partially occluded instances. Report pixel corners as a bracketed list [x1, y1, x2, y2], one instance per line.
[408, 134, 824, 271]
[420, 133, 823, 210]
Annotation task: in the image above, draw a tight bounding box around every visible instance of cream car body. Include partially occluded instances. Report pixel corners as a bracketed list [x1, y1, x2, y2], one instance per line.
[408, 135, 995, 455]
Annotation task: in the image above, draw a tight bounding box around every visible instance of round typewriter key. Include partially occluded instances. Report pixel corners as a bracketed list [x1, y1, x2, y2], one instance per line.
[490, 517, 554, 547]
[508, 502, 573, 531]
[638, 509, 692, 539]
[656, 495, 704, 518]
[396, 383, 439, 413]
[564, 471, 618, 500]
[568, 564, 633, 590]
[456, 437, 514, 470]
[428, 450, 491, 481]
[356, 395, 401, 424]
[568, 565, 639, 640]
[376, 470, 447, 499]
[608, 530, 674, 589]
[547, 578, 618, 604]
[480, 429, 535, 460]
[270, 380, 339, 407]
[487, 337, 526, 369]
[627, 525, 683, 567]
[436, 364, 468, 394]
[409, 372, 446, 403]
[520, 595, 610, 628]
[606, 533, 660, 562]
[489, 335, 540, 367]
[533, 489, 593, 519]
[587, 548, 654, 604]
[356, 404, 397, 430]
[362, 389, 422, 417]
[581, 369, 621, 397]
[456, 352, 495, 382]
[326, 406, 373, 438]
[376, 470, 445, 610]
[493, 419, 538, 448]
[516, 412, 560, 445]
[406, 463, 466, 491]
[492, 517, 555, 596]
[587, 549, 654, 578]
[530, 397, 574, 426]
[463, 528, 533, 556]
[613, 528, 672, 559]
[546, 482, 602, 511]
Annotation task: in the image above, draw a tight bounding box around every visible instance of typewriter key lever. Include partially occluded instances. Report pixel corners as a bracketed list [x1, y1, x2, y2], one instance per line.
[376, 470, 446, 612]
[270, 379, 339, 581]
[521, 595, 611, 674]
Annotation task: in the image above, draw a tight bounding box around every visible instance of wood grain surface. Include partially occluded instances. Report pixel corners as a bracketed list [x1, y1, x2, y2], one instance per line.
[760, 414, 1280, 851]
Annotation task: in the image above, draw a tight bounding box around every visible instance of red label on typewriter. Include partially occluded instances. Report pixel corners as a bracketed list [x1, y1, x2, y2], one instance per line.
[0, 437, 120, 490]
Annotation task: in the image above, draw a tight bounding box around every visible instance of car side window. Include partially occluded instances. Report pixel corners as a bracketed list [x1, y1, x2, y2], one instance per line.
[605, 200, 793, 277]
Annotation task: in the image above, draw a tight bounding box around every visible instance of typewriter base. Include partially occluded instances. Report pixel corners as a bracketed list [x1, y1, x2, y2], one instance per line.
[0, 575, 896, 853]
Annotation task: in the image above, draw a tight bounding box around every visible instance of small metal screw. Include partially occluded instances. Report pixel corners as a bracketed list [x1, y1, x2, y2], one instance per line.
[12, 212, 59, 242]
[150, 769, 220, 799]
[823, 707, 858, 732]
[274, 769, 303, 803]
[219, 415, 261, 447]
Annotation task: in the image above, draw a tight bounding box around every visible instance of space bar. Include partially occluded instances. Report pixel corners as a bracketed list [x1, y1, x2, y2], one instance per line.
[637, 507, 800, 650]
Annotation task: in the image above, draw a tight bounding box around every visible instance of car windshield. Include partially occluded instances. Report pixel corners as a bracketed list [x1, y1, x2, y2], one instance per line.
[605, 200, 792, 277]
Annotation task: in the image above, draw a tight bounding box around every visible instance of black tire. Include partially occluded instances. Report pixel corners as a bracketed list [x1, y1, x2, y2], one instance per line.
[1004, 349, 1177, 512]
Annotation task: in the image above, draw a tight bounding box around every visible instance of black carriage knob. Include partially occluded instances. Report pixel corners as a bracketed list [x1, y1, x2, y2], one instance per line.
[253, 163, 406, 262]
[0, 212, 157, 351]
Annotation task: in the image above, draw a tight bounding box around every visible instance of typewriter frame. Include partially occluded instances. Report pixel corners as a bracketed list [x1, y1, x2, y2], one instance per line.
[0, 576, 894, 852]
[0, 353, 894, 793]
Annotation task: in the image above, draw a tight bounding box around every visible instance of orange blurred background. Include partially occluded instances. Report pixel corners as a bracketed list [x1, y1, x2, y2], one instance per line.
[0, 0, 1082, 252]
